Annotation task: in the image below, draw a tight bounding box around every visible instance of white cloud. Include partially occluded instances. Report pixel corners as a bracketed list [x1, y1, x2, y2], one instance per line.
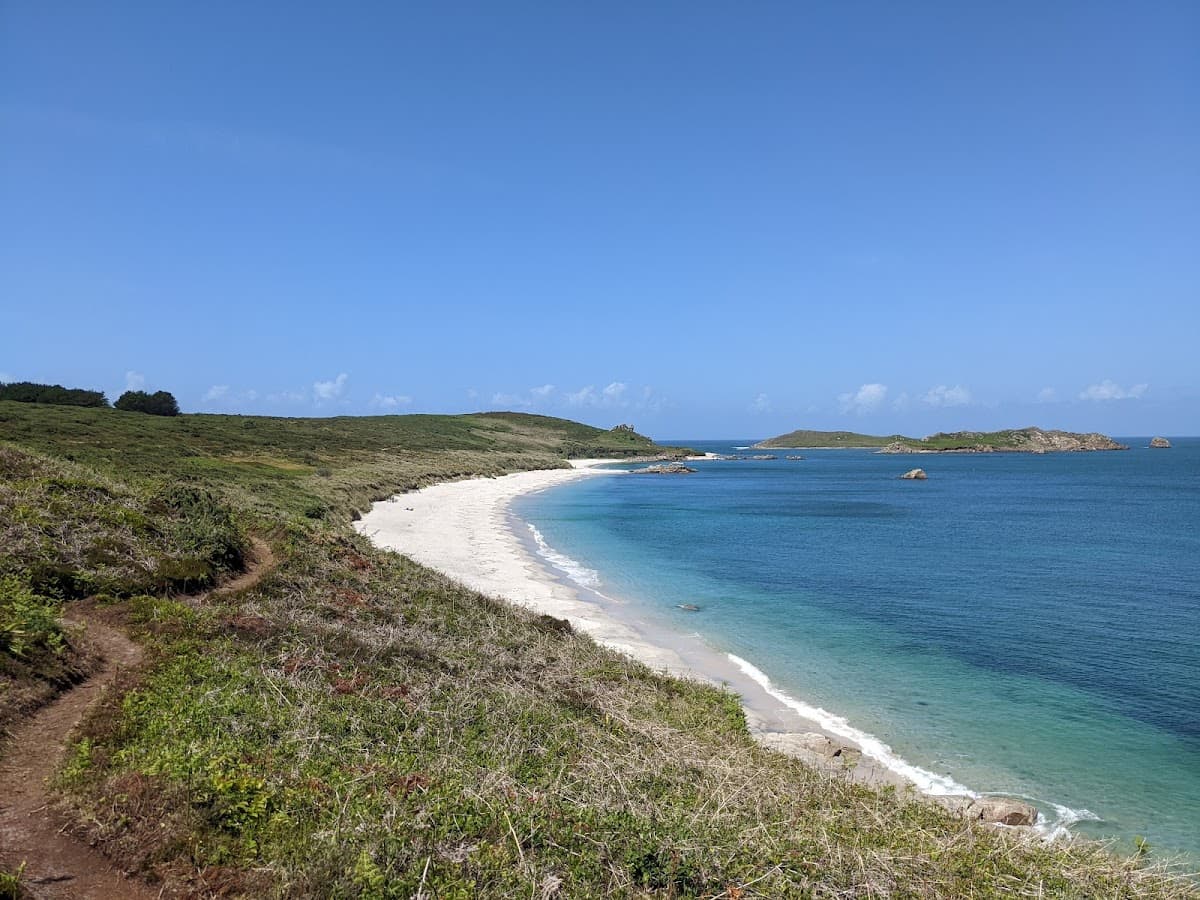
[749, 393, 771, 414]
[922, 384, 972, 408]
[491, 392, 530, 408]
[1079, 380, 1148, 401]
[488, 381, 657, 413]
[892, 392, 911, 412]
[203, 384, 230, 402]
[566, 385, 598, 407]
[125, 370, 146, 391]
[371, 392, 412, 409]
[268, 390, 307, 403]
[838, 383, 888, 415]
[1036, 387, 1057, 403]
[565, 381, 636, 409]
[489, 384, 558, 409]
[313, 372, 348, 402]
[602, 382, 627, 403]
[466, 388, 479, 400]
[0, 372, 12, 383]
[244, 389, 259, 401]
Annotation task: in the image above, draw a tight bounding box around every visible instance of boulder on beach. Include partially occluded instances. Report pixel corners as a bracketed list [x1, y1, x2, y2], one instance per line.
[760, 732, 862, 768]
[797, 733, 863, 764]
[936, 795, 1038, 827]
[1150, 437, 1171, 449]
[900, 468, 928, 480]
[966, 797, 1039, 827]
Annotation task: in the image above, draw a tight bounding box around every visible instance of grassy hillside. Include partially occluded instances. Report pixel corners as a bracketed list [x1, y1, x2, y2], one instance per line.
[1, 402, 1191, 897]
[753, 429, 902, 449]
[0, 404, 678, 522]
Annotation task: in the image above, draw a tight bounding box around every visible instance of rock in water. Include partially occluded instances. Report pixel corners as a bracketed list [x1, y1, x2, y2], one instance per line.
[900, 468, 928, 480]
[1150, 436, 1171, 448]
[628, 463, 697, 475]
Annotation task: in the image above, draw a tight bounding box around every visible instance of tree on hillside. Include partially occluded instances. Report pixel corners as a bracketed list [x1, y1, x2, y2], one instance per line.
[0, 381, 109, 407]
[115, 390, 180, 416]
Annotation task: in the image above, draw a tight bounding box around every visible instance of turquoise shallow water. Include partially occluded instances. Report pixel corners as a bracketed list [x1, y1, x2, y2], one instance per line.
[514, 439, 1200, 863]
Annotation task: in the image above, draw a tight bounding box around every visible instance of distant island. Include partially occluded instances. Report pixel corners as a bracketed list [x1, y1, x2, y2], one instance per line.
[754, 426, 1128, 453]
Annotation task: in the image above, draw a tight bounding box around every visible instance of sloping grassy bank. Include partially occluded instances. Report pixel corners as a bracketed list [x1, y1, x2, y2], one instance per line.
[1, 402, 1193, 897]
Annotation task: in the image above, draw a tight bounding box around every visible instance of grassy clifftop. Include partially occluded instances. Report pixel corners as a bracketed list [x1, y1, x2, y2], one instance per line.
[1, 403, 1190, 897]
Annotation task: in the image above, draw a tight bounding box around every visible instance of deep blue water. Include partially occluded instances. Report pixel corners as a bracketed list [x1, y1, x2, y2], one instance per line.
[515, 439, 1200, 862]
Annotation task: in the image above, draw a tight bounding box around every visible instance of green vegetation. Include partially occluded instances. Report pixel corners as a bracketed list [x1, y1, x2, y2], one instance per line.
[753, 429, 902, 449]
[114, 389, 181, 416]
[755, 426, 1125, 452]
[0, 401, 1191, 897]
[0, 862, 25, 900]
[0, 381, 108, 408]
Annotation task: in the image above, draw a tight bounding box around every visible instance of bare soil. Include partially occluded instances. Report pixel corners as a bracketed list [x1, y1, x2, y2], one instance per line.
[0, 537, 277, 898]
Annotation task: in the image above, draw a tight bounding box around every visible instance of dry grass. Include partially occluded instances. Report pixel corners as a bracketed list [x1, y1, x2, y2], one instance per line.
[57, 533, 1197, 897]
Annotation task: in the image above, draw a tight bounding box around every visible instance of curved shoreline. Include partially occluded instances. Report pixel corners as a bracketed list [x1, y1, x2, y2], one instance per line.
[352, 460, 1053, 821]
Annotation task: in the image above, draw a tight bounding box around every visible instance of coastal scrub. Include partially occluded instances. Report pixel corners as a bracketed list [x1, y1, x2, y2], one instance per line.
[0, 402, 1193, 897]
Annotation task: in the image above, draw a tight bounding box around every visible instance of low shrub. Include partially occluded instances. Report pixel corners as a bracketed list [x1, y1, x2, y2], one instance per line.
[0, 575, 65, 660]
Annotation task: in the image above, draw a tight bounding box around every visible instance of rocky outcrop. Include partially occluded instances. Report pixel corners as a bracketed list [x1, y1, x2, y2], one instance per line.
[785, 455, 805, 460]
[750, 454, 777, 460]
[876, 427, 1128, 454]
[1150, 437, 1171, 448]
[900, 468, 927, 480]
[757, 731, 862, 769]
[628, 463, 697, 475]
[881, 441, 922, 454]
[938, 796, 1038, 827]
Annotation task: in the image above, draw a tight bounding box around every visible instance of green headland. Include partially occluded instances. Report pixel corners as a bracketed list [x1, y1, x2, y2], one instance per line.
[754, 425, 1127, 453]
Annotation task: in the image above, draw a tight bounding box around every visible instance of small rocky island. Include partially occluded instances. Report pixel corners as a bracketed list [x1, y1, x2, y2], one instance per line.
[1150, 436, 1171, 448]
[900, 468, 928, 480]
[628, 462, 697, 475]
[755, 426, 1127, 453]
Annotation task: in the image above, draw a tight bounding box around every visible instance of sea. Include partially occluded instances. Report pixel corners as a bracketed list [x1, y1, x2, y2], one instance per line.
[513, 438, 1200, 865]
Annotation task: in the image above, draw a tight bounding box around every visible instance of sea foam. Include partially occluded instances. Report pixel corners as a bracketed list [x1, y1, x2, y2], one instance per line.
[527, 523, 602, 588]
[1014, 795, 1101, 840]
[728, 653, 976, 797]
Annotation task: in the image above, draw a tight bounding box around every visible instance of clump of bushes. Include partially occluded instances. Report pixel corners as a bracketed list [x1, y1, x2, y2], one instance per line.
[115, 390, 180, 417]
[0, 447, 245, 600]
[0, 381, 108, 408]
[0, 575, 66, 660]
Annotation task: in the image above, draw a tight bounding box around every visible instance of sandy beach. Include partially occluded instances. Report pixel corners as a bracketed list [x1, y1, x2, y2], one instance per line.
[354, 460, 957, 797]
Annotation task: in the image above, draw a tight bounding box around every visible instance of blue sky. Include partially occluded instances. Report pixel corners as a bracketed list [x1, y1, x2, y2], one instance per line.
[2, 2, 1197, 438]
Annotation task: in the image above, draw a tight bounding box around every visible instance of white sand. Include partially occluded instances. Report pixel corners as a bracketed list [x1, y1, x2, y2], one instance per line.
[353, 460, 690, 671]
[353, 459, 935, 795]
